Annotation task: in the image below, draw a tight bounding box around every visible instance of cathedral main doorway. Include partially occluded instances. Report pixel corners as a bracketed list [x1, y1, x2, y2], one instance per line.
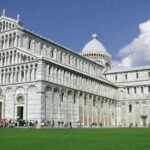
[141, 116, 147, 126]
[0, 102, 2, 119]
[16, 96, 24, 120]
[17, 106, 24, 120]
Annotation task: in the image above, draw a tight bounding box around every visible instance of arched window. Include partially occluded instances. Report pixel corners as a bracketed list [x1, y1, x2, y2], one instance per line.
[0, 22, 2, 32]
[16, 72, 19, 82]
[3, 21, 5, 30]
[17, 96, 24, 104]
[1, 74, 4, 84]
[129, 104, 132, 112]
[29, 69, 32, 80]
[73, 93, 76, 104]
[115, 74, 117, 81]
[8, 73, 11, 83]
[6, 22, 8, 29]
[1, 36, 4, 49]
[9, 34, 12, 47]
[84, 96, 86, 105]
[13, 72, 15, 82]
[40, 44, 43, 55]
[141, 87, 143, 93]
[68, 55, 70, 64]
[12, 24, 15, 29]
[28, 39, 31, 50]
[60, 52, 62, 62]
[136, 72, 138, 78]
[148, 72, 150, 77]
[93, 98, 96, 106]
[148, 86, 150, 93]
[51, 49, 53, 58]
[10, 55, 12, 64]
[0, 89, 2, 96]
[127, 87, 129, 94]
[9, 23, 11, 29]
[134, 87, 136, 94]
[61, 93, 64, 102]
[21, 70, 24, 82]
[48, 65, 51, 74]
[34, 65, 37, 80]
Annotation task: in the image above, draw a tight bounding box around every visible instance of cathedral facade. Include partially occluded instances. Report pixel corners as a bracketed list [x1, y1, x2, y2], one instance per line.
[0, 10, 150, 127]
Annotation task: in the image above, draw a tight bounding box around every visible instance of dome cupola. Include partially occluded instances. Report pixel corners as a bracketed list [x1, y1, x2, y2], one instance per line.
[81, 34, 112, 70]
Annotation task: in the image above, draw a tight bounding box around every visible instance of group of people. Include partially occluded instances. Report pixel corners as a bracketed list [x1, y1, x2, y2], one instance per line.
[0, 119, 38, 128]
[0, 119, 103, 128]
[40, 120, 73, 128]
[0, 119, 75, 128]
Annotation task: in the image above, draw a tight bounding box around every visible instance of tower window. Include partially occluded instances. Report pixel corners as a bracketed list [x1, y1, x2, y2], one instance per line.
[21, 70, 24, 81]
[141, 87, 143, 93]
[148, 86, 150, 93]
[61, 93, 64, 102]
[93, 98, 96, 106]
[148, 72, 150, 77]
[125, 74, 127, 79]
[134, 87, 136, 94]
[84, 97, 86, 106]
[115, 75, 117, 81]
[129, 104, 132, 112]
[51, 49, 54, 58]
[28, 40, 31, 50]
[73, 93, 76, 104]
[136, 72, 138, 78]
[127, 87, 130, 94]
[40, 44, 43, 55]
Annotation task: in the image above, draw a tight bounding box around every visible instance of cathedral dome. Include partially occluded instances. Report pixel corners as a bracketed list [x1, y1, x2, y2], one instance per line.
[81, 34, 111, 57]
[80, 34, 111, 70]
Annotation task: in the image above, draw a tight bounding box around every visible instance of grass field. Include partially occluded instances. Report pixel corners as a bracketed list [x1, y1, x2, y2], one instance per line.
[0, 128, 150, 150]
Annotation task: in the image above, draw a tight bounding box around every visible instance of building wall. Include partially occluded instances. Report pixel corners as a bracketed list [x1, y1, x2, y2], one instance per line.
[40, 82, 117, 127]
[0, 83, 41, 122]
[106, 70, 150, 127]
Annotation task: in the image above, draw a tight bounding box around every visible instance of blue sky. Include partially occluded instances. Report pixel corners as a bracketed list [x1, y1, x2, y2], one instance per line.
[1, 0, 150, 63]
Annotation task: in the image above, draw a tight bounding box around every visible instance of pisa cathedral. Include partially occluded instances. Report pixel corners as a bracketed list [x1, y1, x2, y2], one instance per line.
[0, 10, 150, 127]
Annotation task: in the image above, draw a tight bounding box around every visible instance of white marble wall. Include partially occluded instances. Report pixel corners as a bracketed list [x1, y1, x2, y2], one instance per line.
[106, 69, 150, 127]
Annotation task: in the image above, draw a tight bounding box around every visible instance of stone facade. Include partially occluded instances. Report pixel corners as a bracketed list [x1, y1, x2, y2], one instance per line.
[0, 10, 149, 127]
[106, 67, 150, 127]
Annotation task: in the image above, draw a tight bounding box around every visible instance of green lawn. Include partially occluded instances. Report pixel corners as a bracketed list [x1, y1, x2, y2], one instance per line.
[0, 128, 150, 150]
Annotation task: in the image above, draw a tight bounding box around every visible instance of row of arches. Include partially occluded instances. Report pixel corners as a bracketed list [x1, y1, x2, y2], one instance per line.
[84, 53, 106, 57]
[0, 25, 105, 79]
[2, 85, 38, 120]
[0, 21, 16, 32]
[0, 49, 35, 67]
[0, 63, 38, 84]
[83, 53, 110, 61]
[21, 35, 103, 77]
[126, 86, 150, 95]
[2, 85, 37, 99]
[119, 86, 150, 101]
[44, 63, 116, 99]
[0, 85, 117, 126]
[0, 32, 18, 49]
[44, 86, 117, 126]
[110, 71, 150, 82]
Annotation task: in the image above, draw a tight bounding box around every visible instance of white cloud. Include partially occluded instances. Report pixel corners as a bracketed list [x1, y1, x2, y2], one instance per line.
[113, 20, 150, 69]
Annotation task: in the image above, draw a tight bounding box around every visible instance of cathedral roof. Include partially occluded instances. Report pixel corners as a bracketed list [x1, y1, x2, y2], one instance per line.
[81, 34, 111, 57]
[106, 66, 150, 74]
